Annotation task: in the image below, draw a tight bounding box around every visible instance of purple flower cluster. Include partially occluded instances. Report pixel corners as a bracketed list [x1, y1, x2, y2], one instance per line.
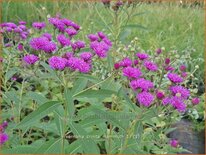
[167, 73, 183, 83]
[0, 121, 9, 145]
[136, 52, 149, 60]
[67, 57, 91, 73]
[0, 21, 29, 40]
[80, 52, 93, 62]
[136, 92, 154, 107]
[144, 61, 158, 71]
[48, 17, 80, 33]
[48, 56, 67, 70]
[89, 32, 112, 58]
[23, 54, 39, 65]
[57, 34, 71, 47]
[32, 22, 46, 30]
[65, 28, 78, 37]
[169, 85, 190, 99]
[72, 40, 86, 51]
[123, 66, 142, 79]
[30, 36, 57, 53]
[130, 78, 154, 91]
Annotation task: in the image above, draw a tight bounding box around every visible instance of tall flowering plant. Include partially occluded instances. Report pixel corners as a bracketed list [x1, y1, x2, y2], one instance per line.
[0, 14, 202, 154]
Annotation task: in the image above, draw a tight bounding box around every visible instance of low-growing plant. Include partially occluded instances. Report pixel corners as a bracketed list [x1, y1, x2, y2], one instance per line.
[0, 12, 204, 154]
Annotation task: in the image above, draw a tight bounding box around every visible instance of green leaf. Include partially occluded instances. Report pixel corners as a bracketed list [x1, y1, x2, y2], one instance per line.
[134, 121, 143, 144]
[76, 74, 100, 83]
[65, 140, 83, 154]
[54, 106, 64, 136]
[71, 78, 88, 95]
[118, 88, 141, 113]
[120, 28, 131, 43]
[74, 89, 116, 101]
[69, 122, 100, 154]
[91, 106, 126, 131]
[64, 88, 75, 117]
[27, 92, 48, 105]
[40, 61, 62, 83]
[16, 101, 62, 128]
[132, 11, 149, 17]
[35, 138, 62, 153]
[123, 24, 147, 30]
[5, 67, 18, 82]
[1, 146, 38, 154]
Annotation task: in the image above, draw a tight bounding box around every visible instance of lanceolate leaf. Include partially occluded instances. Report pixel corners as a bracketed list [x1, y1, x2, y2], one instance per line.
[91, 106, 126, 131]
[69, 122, 100, 154]
[35, 138, 62, 153]
[64, 88, 75, 117]
[27, 91, 48, 105]
[71, 78, 88, 95]
[16, 101, 62, 128]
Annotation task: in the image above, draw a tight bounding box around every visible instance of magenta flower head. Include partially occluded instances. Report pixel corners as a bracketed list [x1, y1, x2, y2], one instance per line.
[156, 91, 165, 100]
[144, 61, 158, 71]
[116, 0, 123, 6]
[2, 121, 8, 128]
[0, 133, 9, 145]
[97, 31, 107, 39]
[80, 52, 93, 61]
[165, 58, 170, 65]
[67, 57, 91, 73]
[61, 18, 73, 27]
[167, 73, 183, 83]
[179, 64, 186, 71]
[42, 33, 52, 41]
[162, 97, 170, 105]
[0, 57, 3, 63]
[14, 27, 23, 33]
[170, 139, 178, 148]
[103, 37, 112, 47]
[17, 43, 23, 51]
[57, 34, 71, 47]
[23, 54, 39, 65]
[87, 34, 99, 42]
[48, 17, 65, 32]
[30, 37, 48, 50]
[136, 52, 149, 60]
[48, 56, 67, 70]
[73, 40, 85, 49]
[134, 60, 139, 66]
[30, 37, 57, 53]
[169, 85, 190, 99]
[156, 48, 162, 55]
[18, 25, 27, 31]
[170, 96, 186, 112]
[165, 65, 175, 71]
[122, 66, 142, 79]
[90, 41, 110, 58]
[71, 22, 80, 31]
[191, 98, 200, 105]
[32, 22, 46, 30]
[63, 52, 74, 59]
[119, 57, 132, 67]
[181, 72, 187, 78]
[114, 63, 120, 70]
[136, 91, 154, 107]
[19, 21, 26, 25]
[20, 32, 28, 40]
[130, 78, 154, 91]
[65, 28, 78, 37]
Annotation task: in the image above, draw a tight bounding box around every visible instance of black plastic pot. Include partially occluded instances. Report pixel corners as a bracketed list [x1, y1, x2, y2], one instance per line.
[168, 118, 205, 154]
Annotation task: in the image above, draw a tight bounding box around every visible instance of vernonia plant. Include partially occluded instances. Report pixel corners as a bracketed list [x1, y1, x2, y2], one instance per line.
[0, 14, 202, 154]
